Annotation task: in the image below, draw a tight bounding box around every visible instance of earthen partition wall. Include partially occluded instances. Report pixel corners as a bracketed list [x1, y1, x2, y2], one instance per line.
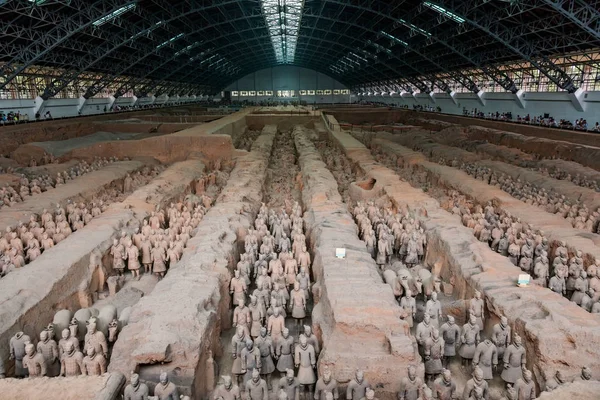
[321, 116, 600, 388]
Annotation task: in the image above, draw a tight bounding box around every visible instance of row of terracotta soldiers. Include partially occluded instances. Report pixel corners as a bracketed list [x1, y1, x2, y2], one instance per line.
[458, 161, 599, 233]
[446, 191, 600, 313]
[0, 157, 122, 209]
[5, 317, 109, 379]
[534, 166, 600, 193]
[352, 201, 426, 269]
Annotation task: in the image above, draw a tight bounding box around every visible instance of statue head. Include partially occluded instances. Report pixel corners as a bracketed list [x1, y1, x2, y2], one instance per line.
[252, 368, 260, 382]
[282, 327, 289, 338]
[40, 329, 48, 342]
[25, 343, 35, 356]
[365, 388, 375, 400]
[245, 339, 254, 350]
[423, 313, 430, 324]
[355, 370, 364, 383]
[160, 372, 168, 385]
[474, 290, 481, 300]
[236, 326, 245, 338]
[523, 369, 532, 383]
[500, 316, 508, 327]
[278, 391, 289, 400]
[582, 366, 592, 380]
[260, 326, 267, 338]
[222, 375, 233, 389]
[431, 292, 437, 301]
[514, 334, 522, 346]
[61, 328, 70, 340]
[442, 369, 451, 383]
[300, 334, 308, 347]
[469, 315, 477, 326]
[432, 328, 439, 340]
[405, 289, 412, 298]
[473, 366, 484, 381]
[294, 281, 300, 291]
[286, 368, 294, 381]
[86, 346, 96, 358]
[447, 316, 455, 325]
[130, 373, 140, 387]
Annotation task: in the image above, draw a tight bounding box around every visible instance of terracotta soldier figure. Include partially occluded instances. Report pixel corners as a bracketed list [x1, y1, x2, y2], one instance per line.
[501, 334, 526, 385]
[246, 368, 268, 400]
[433, 369, 457, 400]
[126, 239, 141, 280]
[304, 325, 320, 357]
[60, 342, 84, 377]
[22, 342, 47, 377]
[472, 338, 498, 380]
[398, 365, 422, 400]
[492, 316, 511, 363]
[233, 299, 252, 337]
[151, 242, 167, 279]
[82, 346, 106, 376]
[400, 289, 416, 328]
[37, 329, 60, 376]
[463, 367, 489, 400]
[514, 370, 535, 400]
[347, 370, 370, 400]
[295, 335, 317, 399]
[459, 315, 480, 367]
[241, 339, 262, 386]
[10, 331, 32, 377]
[290, 281, 307, 331]
[276, 328, 295, 375]
[424, 328, 445, 382]
[155, 372, 180, 400]
[111, 238, 126, 276]
[85, 317, 108, 359]
[425, 292, 442, 329]
[278, 369, 301, 400]
[124, 372, 150, 400]
[267, 308, 285, 346]
[232, 326, 247, 386]
[254, 328, 275, 389]
[440, 316, 460, 367]
[416, 314, 434, 357]
[314, 366, 339, 400]
[469, 291, 485, 332]
[213, 375, 241, 400]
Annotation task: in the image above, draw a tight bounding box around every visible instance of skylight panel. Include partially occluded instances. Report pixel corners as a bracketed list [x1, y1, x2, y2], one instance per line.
[92, 3, 136, 27]
[397, 18, 432, 37]
[129, 21, 163, 42]
[175, 41, 200, 57]
[380, 31, 408, 47]
[260, 0, 305, 64]
[422, 2, 465, 23]
[156, 33, 184, 50]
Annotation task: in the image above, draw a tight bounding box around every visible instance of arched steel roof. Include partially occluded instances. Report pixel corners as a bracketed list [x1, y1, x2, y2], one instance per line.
[0, 0, 598, 97]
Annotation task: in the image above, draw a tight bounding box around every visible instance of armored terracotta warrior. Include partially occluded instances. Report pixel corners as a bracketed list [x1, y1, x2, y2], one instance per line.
[124, 372, 150, 400]
[469, 291, 485, 332]
[22, 342, 47, 377]
[82, 346, 106, 375]
[37, 329, 60, 376]
[10, 331, 31, 377]
[246, 368, 269, 400]
[111, 238, 126, 276]
[213, 375, 241, 400]
[491, 316, 511, 362]
[290, 281, 307, 329]
[346, 370, 370, 400]
[304, 325, 320, 356]
[424, 328, 444, 382]
[416, 314, 434, 357]
[501, 334, 526, 385]
[472, 339, 498, 380]
[433, 369, 457, 400]
[56, 328, 77, 359]
[60, 342, 84, 377]
[398, 365, 422, 400]
[463, 367, 489, 400]
[248, 295, 264, 338]
[233, 299, 252, 337]
[400, 289, 416, 328]
[85, 317, 108, 359]
[152, 242, 167, 279]
[425, 292, 442, 329]
[155, 371, 180, 400]
[241, 339, 262, 386]
[459, 315, 480, 367]
[278, 369, 300, 400]
[314, 366, 339, 400]
[440, 316, 460, 367]
[231, 326, 248, 386]
[295, 335, 317, 398]
[276, 328, 295, 374]
[514, 370, 535, 400]
[255, 327, 276, 389]
[267, 308, 285, 347]
[126, 239, 141, 280]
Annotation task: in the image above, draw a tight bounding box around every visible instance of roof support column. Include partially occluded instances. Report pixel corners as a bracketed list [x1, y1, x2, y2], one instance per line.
[568, 87, 586, 112]
[514, 89, 526, 109]
[476, 90, 486, 107]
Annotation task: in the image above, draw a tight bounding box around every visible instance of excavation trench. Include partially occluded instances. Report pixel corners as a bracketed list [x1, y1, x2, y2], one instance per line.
[108, 125, 276, 399]
[294, 125, 420, 400]
[325, 126, 600, 390]
[0, 160, 206, 389]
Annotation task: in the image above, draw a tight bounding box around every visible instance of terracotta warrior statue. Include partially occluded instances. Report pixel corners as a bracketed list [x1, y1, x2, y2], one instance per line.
[9, 331, 32, 377]
[37, 329, 60, 377]
[295, 335, 317, 399]
[424, 328, 444, 382]
[124, 372, 150, 400]
[469, 291, 485, 332]
[398, 365, 422, 400]
[82, 346, 106, 376]
[213, 375, 241, 400]
[514, 369, 535, 400]
[255, 327, 276, 389]
[440, 316, 460, 367]
[472, 338, 498, 380]
[314, 366, 339, 400]
[278, 369, 301, 400]
[501, 334, 526, 385]
[245, 368, 268, 400]
[276, 328, 295, 376]
[22, 342, 47, 377]
[232, 326, 247, 386]
[432, 369, 456, 400]
[289, 281, 307, 330]
[155, 371, 180, 400]
[84, 317, 108, 359]
[126, 239, 141, 280]
[60, 342, 84, 377]
[459, 315, 480, 367]
[241, 339, 262, 386]
[463, 367, 489, 400]
[491, 316, 511, 364]
[346, 370, 370, 400]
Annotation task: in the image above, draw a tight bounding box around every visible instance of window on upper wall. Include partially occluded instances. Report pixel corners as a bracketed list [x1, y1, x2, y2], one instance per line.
[232, 91, 239, 96]
[266, 91, 274, 96]
[299, 90, 307, 95]
[333, 89, 340, 95]
[249, 91, 256, 96]
[341, 89, 350, 94]
[324, 89, 332, 95]
[240, 91, 248, 96]
[316, 90, 324, 95]
[257, 91, 265, 96]
[308, 90, 315, 95]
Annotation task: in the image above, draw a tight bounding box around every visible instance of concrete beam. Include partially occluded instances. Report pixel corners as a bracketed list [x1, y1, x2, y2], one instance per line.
[568, 87, 586, 112]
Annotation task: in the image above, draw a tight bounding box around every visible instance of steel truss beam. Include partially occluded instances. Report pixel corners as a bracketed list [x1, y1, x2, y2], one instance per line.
[542, 0, 600, 44]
